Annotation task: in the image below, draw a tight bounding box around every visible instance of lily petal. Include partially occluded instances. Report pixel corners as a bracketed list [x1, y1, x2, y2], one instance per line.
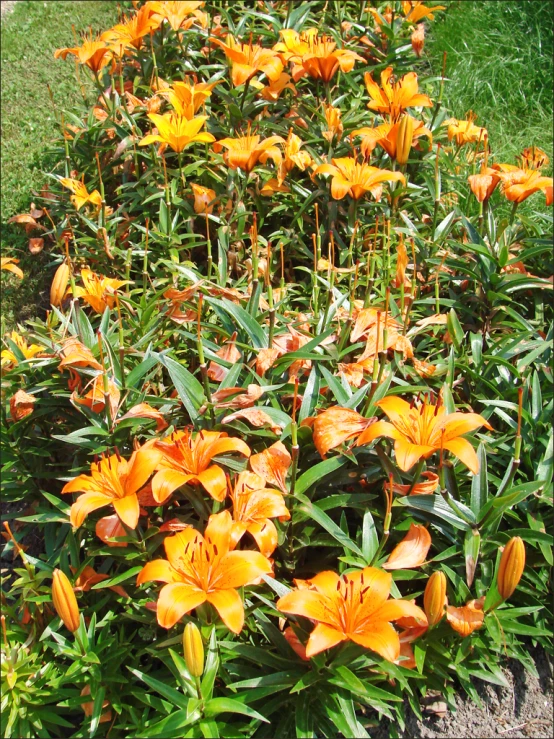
[350, 621, 400, 662]
[305, 623, 346, 657]
[156, 583, 206, 629]
[113, 494, 140, 529]
[206, 588, 244, 633]
[213, 550, 272, 589]
[70, 492, 112, 528]
[443, 437, 480, 474]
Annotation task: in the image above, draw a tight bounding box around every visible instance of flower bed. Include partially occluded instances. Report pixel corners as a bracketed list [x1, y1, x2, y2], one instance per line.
[1, 2, 552, 737]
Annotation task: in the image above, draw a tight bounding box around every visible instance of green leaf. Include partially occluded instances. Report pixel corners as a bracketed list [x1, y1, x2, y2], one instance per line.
[295, 493, 364, 557]
[159, 198, 170, 235]
[470, 444, 488, 518]
[203, 697, 269, 723]
[128, 667, 190, 710]
[295, 456, 349, 495]
[207, 298, 267, 348]
[395, 494, 471, 531]
[361, 509, 379, 563]
[158, 354, 204, 422]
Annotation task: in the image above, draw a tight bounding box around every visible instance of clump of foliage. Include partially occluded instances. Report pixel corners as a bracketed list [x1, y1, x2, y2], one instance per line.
[1, 2, 552, 738]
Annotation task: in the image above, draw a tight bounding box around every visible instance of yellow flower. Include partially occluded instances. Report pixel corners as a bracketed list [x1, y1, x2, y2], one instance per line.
[277, 568, 427, 660]
[277, 128, 312, 184]
[364, 67, 432, 122]
[139, 113, 215, 153]
[211, 34, 283, 87]
[446, 113, 487, 146]
[356, 395, 492, 473]
[158, 77, 219, 119]
[213, 132, 284, 173]
[273, 28, 362, 83]
[137, 510, 272, 631]
[59, 178, 102, 211]
[72, 269, 129, 314]
[54, 34, 112, 74]
[402, 1, 446, 24]
[313, 157, 405, 200]
[1, 331, 43, 367]
[322, 104, 343, 143]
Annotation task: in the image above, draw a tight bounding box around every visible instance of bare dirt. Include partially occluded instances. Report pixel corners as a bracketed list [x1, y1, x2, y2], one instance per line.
[371, 646, 553, 738]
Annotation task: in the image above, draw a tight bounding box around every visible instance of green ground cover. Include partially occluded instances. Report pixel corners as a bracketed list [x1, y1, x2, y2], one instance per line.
[428, 0, 553, 169]
[1, 0, 118, 331]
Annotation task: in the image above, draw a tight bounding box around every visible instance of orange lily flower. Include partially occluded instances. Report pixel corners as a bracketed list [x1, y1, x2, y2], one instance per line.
[1, 331, 43, 367]
[322, 104, 343, 143]
[364, 67, 432, 122]
[9, 390, 37, 422]
[59, 178, 102, 211]
[191, 183, 217, 214]
[229, 471, 290, 556]
[213, 132, 284, 173]
[62, 447, 161, 529]
[210, 34, 283, 87]
[313, 157, 405, 200]
[148, 1, 206, 32]
[468, 166, 502, 202]
[72, 269, 128, 314]
[518, 146, 549, 170]
[277, 129, 313, 184]
[139, 113, 215, 153]
[302, 406, 375, 458]
[494, 164, 553, 204]
[446, 597, 485, 636]
[277, 567, 427, 660]
[136, 510, 272, 631]
[158, 77, 219, 119]
[80, 685, 112, 724]
[249, 441, 291, 494]
[383, 523, 431, 570]
[54, 34, 112, 74]
[446, 114, 487, 146]
[1, 258, 23, 279]
[356, 395, 492, 473]
[251, 72, 296, 101]
[273, 28, 362, 83]
[152, 429, 251, 503]
[411, 23, 425, 57]
[402, 1, 446, 24]
[71, 374, 121, 417]
[101, 6, 161, 54]
[352, 116, 432, 160]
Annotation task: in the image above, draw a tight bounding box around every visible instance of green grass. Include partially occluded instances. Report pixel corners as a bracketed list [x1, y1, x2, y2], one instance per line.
[427, 0, 553, 168]
[1, 0, 118, 331]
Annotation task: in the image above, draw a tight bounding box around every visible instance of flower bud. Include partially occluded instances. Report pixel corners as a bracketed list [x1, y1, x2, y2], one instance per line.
[411, 24, 425, 57]
[183, 622, 204, 677]
[423, 571, 447, 627]
[497, 537, 525, 601]
[396, 115, 414, 165]
[50, 262, 70, 307]
[52, 569, 80, 632]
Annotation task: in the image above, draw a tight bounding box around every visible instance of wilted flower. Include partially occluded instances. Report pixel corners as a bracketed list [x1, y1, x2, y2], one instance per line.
[1, 258, 23, 279]
[277, 568, 427, 660]
[302, 406, 375, 458]
[191, 183, 217, 214]
[137, 510, 272, 631]
[9, 389, 37, 422]
[383, 524, 432, 570]
[446, 597, 484, 636]
[249, 441, 291, 494]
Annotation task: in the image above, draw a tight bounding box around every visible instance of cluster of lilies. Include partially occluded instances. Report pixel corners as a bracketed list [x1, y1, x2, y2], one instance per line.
[2, 0, 538, 672]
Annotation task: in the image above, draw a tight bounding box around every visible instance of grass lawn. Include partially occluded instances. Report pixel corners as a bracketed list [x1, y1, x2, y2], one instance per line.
[1, 0, 118, 331]
[427, 0, 553, 169]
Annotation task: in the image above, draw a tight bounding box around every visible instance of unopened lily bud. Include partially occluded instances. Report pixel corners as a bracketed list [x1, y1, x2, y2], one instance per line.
[423, 571, 447, 627]
[497, 537, 525, 601]
[183, 622, 204, 677]
[50, 262, 70, 307]
[396, 115, 414, 165]
[52, 569, 80, 632]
